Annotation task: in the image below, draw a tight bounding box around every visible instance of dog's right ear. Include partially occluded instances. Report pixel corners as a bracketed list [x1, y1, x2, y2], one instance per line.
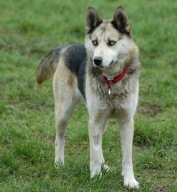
[86, 7, 102, 34]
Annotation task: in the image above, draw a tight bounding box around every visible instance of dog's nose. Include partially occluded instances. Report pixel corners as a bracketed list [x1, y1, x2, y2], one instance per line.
[93, 57, 102, 66]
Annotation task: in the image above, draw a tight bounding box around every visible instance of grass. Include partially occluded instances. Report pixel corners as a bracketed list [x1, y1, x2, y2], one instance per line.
[0, 0, 177, 191]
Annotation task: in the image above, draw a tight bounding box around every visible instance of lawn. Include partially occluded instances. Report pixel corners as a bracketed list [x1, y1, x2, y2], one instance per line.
[0, 0, 176, 191]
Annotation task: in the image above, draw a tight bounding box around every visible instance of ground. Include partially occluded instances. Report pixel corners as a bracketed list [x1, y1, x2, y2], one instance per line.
[0, 0, 176, 191]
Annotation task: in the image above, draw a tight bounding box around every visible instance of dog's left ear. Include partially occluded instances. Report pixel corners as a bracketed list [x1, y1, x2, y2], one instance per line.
[86, 7, 102, 34]
[112, 6, 131, 35]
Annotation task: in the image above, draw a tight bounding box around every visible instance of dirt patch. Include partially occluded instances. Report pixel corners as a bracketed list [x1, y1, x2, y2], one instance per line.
[138, 104, 163, 116]
[134, 131, 154, 148]
[153, 186, 166, 192]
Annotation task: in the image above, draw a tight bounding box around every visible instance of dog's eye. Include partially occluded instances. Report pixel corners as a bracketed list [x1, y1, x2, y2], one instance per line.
[108, 40, 116, 46]
[92, 40, 98, 46]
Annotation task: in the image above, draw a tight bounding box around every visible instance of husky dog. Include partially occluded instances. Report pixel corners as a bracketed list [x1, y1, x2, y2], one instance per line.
[36, 6, 140, 189]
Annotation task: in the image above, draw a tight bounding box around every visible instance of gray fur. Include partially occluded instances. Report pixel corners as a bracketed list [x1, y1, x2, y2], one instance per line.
[36, 46, 68, 84]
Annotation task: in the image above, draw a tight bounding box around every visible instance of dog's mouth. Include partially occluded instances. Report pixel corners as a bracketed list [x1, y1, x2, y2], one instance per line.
[93, 60, 115, 69]
[93, 64, 104, 69]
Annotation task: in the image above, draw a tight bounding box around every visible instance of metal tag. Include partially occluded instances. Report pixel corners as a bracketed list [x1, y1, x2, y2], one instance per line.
[108, 88, 111, 95]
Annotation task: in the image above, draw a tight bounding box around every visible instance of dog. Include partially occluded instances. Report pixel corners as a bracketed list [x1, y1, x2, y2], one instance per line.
[36, 6, 141, 189]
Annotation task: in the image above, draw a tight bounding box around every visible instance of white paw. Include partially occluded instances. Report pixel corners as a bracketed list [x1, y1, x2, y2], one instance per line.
[123, 177, 139, 189]
[54, 159, 64, 169]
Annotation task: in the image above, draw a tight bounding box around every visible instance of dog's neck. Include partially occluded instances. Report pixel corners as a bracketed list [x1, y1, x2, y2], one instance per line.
[99, 68, 128, 95]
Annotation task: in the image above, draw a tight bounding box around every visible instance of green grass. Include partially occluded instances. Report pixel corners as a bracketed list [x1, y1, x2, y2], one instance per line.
[0, 0, 177, 191]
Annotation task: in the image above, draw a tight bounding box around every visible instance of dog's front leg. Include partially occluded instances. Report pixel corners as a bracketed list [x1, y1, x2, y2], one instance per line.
[120, 119, 139, 189]
[88, 117, 108, 178]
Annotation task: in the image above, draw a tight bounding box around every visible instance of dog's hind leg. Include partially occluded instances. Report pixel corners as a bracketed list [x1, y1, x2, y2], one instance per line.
[54, 99, 77, 166]
[53, 60, 81, 166]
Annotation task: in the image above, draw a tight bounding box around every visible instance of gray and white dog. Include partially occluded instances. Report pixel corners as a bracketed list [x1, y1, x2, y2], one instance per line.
[36, 6, 141, 189]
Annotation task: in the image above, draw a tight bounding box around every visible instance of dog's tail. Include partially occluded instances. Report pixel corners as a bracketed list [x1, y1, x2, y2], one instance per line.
[36, 46, 66, 84]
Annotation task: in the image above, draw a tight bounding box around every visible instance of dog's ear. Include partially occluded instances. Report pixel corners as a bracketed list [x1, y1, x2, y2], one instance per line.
[112, 6, 131, 35]
[86, 7, 102, 34]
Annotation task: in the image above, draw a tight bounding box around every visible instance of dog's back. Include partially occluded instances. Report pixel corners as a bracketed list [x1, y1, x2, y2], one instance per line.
[36, 45, 87, 97]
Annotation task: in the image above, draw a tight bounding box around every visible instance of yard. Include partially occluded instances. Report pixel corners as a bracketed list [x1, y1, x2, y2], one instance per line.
[0, 0, 176, 191]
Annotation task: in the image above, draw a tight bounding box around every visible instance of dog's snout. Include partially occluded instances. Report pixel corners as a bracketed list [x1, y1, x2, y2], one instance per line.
[93, 57, 102, 66]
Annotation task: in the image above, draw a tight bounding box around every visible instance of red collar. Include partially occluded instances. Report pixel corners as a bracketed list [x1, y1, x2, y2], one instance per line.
[100, 68, 128, 95]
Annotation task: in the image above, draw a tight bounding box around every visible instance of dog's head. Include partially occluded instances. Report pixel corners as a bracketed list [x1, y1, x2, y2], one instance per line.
[85, 6, 138, 74]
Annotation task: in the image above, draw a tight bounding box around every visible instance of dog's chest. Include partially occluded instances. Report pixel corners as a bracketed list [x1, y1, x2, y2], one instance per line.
[94, 78, 130, 102]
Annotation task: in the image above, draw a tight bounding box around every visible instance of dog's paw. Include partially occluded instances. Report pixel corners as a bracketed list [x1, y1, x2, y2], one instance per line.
[123, 177, 139, 189]
[54, 160, 64, 169]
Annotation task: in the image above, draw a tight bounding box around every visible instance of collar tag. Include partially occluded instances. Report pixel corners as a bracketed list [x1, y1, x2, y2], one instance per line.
[108, 88, 111, 95]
